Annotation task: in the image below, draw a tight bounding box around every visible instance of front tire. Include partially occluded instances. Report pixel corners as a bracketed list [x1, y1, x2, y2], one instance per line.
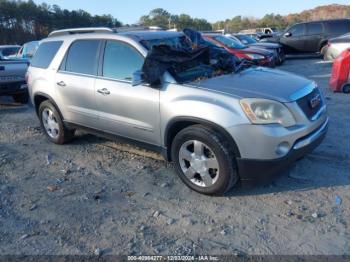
[39, 100, 75, 145]
[342, 84, 350, 94]
[276, 50, 285, 65]
[171, 125, 238, 196]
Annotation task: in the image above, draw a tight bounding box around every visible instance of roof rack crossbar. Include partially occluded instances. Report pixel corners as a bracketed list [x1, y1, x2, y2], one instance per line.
[48, 27, 114, 38]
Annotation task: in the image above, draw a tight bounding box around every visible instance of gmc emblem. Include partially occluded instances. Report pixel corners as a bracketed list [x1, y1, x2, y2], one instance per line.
[309, 94, 321, 109]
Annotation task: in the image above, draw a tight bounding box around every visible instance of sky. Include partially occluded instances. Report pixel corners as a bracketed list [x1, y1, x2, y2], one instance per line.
[32, 0, 350, 24]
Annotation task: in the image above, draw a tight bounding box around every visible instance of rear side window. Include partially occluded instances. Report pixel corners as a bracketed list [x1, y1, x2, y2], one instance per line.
[307, 23, 323, 35]
[31, 41, 62, 69]
[102, 40, 144, 80]
[62, 40, 100, 75]
[328, 20, 350, 35]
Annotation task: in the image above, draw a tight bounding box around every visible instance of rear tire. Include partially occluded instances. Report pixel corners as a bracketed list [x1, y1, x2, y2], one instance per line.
[12, 93, 29, 104]
[342, 84, 350, 94]
[39, 100, 75, 145]
[171, 125, 238, 196]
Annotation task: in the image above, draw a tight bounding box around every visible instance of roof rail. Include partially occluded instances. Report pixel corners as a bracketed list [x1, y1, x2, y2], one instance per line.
[114, 26, 165, 33]
[48, 27, 114, 38]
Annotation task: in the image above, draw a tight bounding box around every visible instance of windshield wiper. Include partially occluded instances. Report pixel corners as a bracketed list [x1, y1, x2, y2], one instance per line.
[235, 59, 256, 73]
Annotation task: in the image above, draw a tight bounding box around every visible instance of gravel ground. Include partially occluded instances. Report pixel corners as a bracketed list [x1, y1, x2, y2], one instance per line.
[0, 58, 349, 256]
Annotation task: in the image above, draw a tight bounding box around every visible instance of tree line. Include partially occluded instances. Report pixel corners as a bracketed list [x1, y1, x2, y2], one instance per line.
[1, 0, 349, 45]
[212, 4, 350, 32]
[0, 0, 122, 44]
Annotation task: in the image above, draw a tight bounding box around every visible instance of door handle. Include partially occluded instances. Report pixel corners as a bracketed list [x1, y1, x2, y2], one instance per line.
[57, 81, 66, 87]
[97, 88, 110, 95]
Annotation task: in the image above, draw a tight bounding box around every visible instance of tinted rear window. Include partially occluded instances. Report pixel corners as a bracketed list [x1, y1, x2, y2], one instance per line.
[63, 40, 100, 75]
[328, 20, 350, 35]
[31, 41, 62, 69]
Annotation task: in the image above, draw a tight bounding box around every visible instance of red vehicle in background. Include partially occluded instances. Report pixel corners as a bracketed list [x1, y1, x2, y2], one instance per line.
[203, 34, 275, 67]
[329, 49, 350, 93]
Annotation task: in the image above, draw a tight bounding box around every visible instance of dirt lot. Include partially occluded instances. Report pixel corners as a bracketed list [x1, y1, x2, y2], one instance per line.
[0, 58, 349, 256]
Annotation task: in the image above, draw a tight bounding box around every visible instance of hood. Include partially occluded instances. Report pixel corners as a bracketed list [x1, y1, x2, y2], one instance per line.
[260, 36, 280, 44]
[241, 46, 274, 56]
[188, 67, 314, 103]
[248, 42, 281, 49]
[330, 35, 350, 44]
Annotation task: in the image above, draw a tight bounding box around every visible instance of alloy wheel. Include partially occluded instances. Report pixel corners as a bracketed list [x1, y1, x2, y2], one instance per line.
[42, 108, 60, 139]
[178, 140, 220, 187]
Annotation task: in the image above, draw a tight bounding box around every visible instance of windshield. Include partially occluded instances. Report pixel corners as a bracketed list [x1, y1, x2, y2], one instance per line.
[0, 47, 20, 57]
[141, 36, 192, 50]
[235, 35, 257, 44]
[213, 35, 246, 49]
[141, 34, 239, 85]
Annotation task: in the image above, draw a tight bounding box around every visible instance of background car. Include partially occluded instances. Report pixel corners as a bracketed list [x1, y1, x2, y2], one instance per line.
[0, 45, 21, 58]
[230, 34, 285, 65]
[323, 33, 350, 61]
[239, 27, 279, 35]
[203, 34, 275, 67]
[0, 55, 29, 103]
[264, 19, 350, 54]
[14, 41, 40, 61]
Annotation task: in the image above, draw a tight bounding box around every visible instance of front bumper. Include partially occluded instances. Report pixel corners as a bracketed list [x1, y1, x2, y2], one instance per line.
[0, 81, 27, 96]
[236, 118, 329, 181]
[257, 56, 275, 67]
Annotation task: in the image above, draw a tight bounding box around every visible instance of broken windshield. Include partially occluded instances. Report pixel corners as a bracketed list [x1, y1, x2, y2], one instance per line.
[140, 32, 241, 85]
[141, 36, 192, 51]
[141, 43, 237, 86]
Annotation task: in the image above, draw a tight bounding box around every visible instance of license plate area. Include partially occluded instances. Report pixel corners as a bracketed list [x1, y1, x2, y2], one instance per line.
[0, 76, 24, 82]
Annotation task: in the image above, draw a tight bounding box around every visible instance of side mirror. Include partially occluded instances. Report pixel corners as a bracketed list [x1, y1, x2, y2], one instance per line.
[241, 40, 248, 44]
[131, 70, 145, 86]
[284, 32, 292, 38]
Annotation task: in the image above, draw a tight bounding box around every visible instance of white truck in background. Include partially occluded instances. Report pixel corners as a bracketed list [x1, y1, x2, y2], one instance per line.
[0, 53, 29, 103]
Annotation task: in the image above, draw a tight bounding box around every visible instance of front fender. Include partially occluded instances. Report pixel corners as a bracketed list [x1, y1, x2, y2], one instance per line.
[160, 83, 250, 148]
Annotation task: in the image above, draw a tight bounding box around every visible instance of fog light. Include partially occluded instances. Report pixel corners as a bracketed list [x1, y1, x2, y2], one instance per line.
[276, 142, 291, 156]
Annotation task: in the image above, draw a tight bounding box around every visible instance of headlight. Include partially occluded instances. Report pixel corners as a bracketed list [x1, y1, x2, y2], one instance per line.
[240, 98, 296, 127]
[246, 53, 265, 60]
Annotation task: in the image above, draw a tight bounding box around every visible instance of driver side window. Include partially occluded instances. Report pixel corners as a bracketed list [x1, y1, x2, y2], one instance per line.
[288, 24, 305, 37]
[103, 40, 144, 81]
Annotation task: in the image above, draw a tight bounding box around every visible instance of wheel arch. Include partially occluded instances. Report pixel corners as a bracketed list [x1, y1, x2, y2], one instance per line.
[319, 39, 328, 53]
[33, 92, 64, 121]
[164, 117, 241, 161]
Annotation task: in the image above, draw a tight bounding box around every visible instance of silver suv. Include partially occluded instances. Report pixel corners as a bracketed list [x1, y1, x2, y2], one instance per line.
[27, 28, 329, 195]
